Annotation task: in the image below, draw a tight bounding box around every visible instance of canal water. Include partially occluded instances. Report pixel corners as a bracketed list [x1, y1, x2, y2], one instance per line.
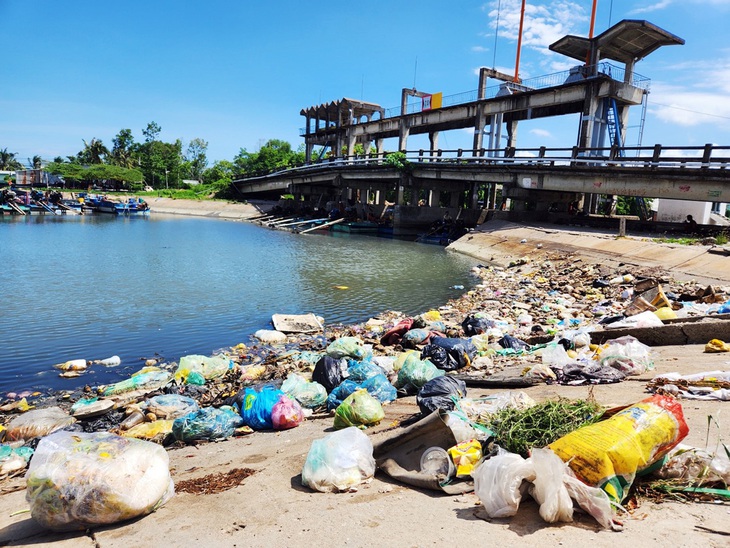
[0, 214, 479, 394]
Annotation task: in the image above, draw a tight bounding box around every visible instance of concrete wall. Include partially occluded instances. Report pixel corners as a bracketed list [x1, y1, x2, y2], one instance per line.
[656, 198, 712, 223]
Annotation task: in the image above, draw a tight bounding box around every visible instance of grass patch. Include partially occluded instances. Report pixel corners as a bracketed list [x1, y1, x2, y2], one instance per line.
[652, 237, 699, 245]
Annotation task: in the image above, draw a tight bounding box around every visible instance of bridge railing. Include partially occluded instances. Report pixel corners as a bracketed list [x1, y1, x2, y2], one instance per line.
[238, 144, 730, 182]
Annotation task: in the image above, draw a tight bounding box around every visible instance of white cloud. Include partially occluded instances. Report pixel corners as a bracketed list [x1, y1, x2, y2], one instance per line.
[650, 58, 730, 127]
[471, 46, 489, 53]
[628, 1, 673, 15]
[530, 128, 552, 138]
[486, 0, 587, 48]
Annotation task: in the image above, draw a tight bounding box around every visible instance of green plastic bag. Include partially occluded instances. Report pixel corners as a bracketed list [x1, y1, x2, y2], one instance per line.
[326, 337, 367, 360]
[333, 389, 384, 429]
[395, 358, 444, 394]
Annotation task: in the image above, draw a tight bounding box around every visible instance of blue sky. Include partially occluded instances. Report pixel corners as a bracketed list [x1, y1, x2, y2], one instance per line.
[3, 0, 730, 167]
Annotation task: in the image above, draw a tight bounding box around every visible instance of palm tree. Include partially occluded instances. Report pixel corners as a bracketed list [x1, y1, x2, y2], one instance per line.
[80, 138, 109, 164]
[0, 148, 23, 170]
[28, 155, 43, 169]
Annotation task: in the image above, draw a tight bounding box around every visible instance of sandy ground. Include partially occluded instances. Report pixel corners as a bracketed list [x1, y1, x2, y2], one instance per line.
[1, 205, 729, 547]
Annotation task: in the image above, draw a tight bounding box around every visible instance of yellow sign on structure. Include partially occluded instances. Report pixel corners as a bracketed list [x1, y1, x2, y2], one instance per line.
[422, 92, 443, 111]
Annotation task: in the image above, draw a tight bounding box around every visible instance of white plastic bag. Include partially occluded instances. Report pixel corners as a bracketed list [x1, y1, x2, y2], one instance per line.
[26, 431, 174, 531]
[473, 447, 615, 529]
[473, 451, 535, 518]
[528, 447, 574, 523]
[301, 427, 375, 492]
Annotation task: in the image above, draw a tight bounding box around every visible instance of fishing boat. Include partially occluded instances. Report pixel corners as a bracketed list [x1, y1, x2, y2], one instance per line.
[330, 220, 379, 233]
[84, 195, 150, 216]
[113, 197, 150, 216]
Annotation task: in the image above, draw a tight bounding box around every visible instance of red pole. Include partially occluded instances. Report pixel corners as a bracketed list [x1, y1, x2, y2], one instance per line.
[588, 0, 598, 38]
[513, 0, 526, 82]
[585, 0, 598, 66]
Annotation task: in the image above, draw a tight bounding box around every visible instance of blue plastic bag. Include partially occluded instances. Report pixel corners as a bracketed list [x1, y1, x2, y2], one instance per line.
[172, 406, 243, 442]
[361, 374, 397, 404]
[347, 359, 384, 382]
[240, 386, 285, 430]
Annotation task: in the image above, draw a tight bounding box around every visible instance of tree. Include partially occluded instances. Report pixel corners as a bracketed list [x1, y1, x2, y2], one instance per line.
[0, 148, 23, 170]
[28, 155, 42, 169]
[110, 129, 137, 168]
[46, 162, 143, 189]
[233, 139, 303, 176]
[185, 138, 208, 181]
[142, 121, 161, 143]
[77, 138, 109, 164]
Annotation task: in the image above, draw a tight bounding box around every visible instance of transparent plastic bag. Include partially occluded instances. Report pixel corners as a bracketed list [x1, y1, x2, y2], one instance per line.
[173, 354, 231, 385]
[26, 431, 174, 531]
[145, 394, 199, 419]
[395, 358, 444, 394]
[102, 367, 171, 396]
[301, 427, 375, 492]
[281, 373, 327, 409]
[598, 335, 654, 375]
[6, 407, 76, 442]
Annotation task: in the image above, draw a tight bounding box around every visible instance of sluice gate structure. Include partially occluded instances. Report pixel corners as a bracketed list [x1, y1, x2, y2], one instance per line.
[232, 20, 730, 233]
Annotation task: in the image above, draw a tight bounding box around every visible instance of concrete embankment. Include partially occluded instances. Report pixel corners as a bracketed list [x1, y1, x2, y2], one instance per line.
[449, 220, 730, 286]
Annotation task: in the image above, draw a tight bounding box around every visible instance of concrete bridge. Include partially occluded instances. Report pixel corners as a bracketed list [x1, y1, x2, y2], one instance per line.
[233, 143, 730, 205]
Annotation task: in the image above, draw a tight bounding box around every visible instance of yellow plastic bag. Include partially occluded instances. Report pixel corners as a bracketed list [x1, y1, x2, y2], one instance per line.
[549, 395, 688, 502]
[704, 339, 730, 353]
[122, 420, 174, 441]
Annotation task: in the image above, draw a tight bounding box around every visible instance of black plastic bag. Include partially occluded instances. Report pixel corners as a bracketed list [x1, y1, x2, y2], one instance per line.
[421, 337, 477, 371]
[312, 355, 348, 393]
[416, 376, 467, 415]
[498, 334, 530, 351]
[461, 315, 494, 337]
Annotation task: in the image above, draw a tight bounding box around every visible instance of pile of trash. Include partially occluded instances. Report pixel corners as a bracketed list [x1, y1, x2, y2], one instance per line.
[2, 250, 730, 532]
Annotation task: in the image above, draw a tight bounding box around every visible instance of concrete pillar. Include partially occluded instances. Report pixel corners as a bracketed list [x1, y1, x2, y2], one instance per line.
[449, 191, 460, 208]
[376, 138, 385, 157]
[506, 120, 518, 149]
[489, 183, 498, 209]
[469, 182, 479, 208]
[429, 131, 439, 158]
[399, 123, 410, 152]
[396, 183, 405, 205]
[346, 130, 356, 159]
[488, 113, 503, 153]
[426, 189, 434, 206]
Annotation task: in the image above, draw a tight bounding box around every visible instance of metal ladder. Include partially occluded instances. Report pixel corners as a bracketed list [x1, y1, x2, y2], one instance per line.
[606, 98, 651, 221]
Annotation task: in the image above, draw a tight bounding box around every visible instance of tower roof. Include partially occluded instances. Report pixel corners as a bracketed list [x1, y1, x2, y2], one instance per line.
[549, 19, 684, 64]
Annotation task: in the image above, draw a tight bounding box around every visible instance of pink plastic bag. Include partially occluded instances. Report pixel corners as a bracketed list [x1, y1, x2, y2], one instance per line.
[271, 394, 304, 430]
